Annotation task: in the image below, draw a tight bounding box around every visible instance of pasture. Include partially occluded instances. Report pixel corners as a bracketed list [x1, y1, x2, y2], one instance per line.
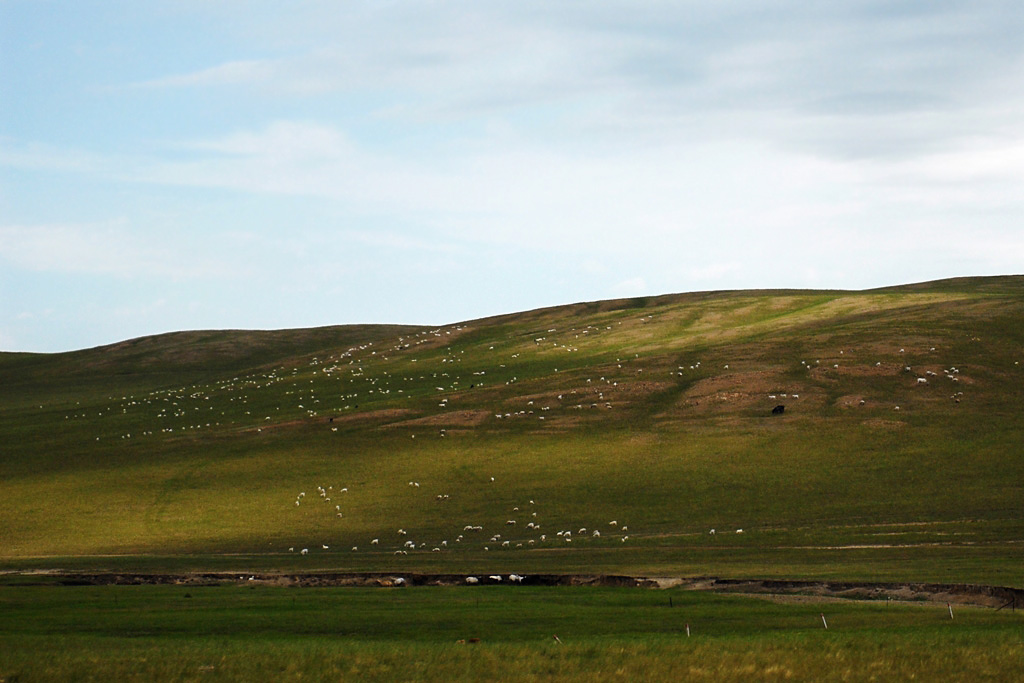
[2, 276, 1023, 679]
[1, 581, 1022, 681]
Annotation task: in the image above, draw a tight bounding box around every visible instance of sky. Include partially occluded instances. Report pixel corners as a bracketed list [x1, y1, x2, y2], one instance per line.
[2, 1, 1023, 353]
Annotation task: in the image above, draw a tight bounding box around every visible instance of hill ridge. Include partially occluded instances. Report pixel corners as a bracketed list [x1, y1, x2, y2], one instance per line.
[2, 275, 1022, 586]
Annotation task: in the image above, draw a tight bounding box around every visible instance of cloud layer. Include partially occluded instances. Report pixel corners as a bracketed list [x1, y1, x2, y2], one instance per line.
[2, 1, 1022, 351]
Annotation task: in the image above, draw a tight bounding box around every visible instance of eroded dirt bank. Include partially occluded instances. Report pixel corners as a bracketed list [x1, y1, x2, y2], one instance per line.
[667, 577, 1024, 609]
[9, 572, 1023, 608]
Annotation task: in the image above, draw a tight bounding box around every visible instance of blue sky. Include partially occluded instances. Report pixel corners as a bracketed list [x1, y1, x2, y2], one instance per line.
[2, 1, 1023, 352]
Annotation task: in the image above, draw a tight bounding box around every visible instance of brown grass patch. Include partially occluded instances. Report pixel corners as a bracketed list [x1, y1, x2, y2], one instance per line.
[863, 419, 907, 429]
[687, 371, 782, 397]
[249, 408, 419, 432]
[391, 410, 492, 428]
[611, 380, 674, 397]
[329, 408, 416, 424]
[242, 419, 309, 433]
[824, 362, 903, 377]
[661, 370, 826, 417]
[835, 394, 868, 409]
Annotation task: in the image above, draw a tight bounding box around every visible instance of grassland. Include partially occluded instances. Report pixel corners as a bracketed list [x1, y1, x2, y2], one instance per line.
[2, 277, 1023, 679]
[1, 582, 1022, 682]
[3, 276, 1022, 581]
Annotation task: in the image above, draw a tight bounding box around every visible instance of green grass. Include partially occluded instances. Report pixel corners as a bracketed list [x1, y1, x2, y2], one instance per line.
[1, 584, 1022, 682]
[2, 276, 1024, 586]
[4, 277, 1024, 680]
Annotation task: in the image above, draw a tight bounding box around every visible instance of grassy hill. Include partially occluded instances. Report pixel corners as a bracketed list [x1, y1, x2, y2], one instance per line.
[2, 276, 1023, 585]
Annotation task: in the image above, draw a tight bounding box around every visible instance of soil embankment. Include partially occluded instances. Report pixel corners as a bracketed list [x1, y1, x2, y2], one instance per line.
[665, 577, 1024, 609]
[10, 572, 1023, 608]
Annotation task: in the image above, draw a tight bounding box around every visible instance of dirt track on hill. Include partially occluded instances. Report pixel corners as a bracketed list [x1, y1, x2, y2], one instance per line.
[10, 572, 1023, 608]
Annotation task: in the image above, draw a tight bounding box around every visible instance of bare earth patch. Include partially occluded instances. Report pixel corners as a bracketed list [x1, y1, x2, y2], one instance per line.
[392, 410, 492, 428]
[862, 418, 907, 430]
[661, 371, 825, 416]
[835, 394, 868, 409]
[331, 408, 416, 423]
[16, 572, 1023, 608]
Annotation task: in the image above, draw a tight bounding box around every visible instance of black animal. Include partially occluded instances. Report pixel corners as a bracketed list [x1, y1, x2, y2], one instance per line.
[771, 404, 785, 415]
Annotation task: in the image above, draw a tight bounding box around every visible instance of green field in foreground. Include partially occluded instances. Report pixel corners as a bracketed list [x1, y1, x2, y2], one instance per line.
[1, 584, 1022, 682]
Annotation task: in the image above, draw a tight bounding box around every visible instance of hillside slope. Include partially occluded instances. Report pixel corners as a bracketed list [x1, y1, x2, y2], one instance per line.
[2, 276, 1022, 584]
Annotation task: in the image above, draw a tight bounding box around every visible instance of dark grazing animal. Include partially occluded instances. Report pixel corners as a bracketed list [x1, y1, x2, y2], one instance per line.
[772, 404, 785, 415]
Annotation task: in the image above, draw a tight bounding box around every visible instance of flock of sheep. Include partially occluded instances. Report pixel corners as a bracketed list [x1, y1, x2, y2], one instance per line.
[60, 308, 983, 562]
[289, 480, 633, 556]
[78, 318, 653, 442]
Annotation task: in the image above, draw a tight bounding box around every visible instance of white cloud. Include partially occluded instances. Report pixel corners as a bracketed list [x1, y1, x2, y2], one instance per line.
[0, 138, 109, 174]
[127, 59, 274, 89]
[4, 1, 1024, 353]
